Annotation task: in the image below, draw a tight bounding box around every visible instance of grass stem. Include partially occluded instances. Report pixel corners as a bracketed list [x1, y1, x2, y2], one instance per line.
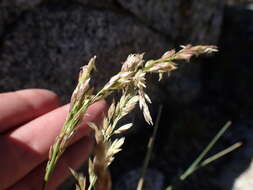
[136, 105, 163, 190]
[180, 121, 232, 180]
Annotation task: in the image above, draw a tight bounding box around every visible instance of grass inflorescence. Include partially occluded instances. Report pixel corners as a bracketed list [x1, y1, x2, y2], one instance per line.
[43, 45, 219, 190]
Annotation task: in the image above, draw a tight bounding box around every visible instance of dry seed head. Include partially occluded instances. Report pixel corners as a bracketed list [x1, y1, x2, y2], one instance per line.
[162, 49, 176, 59]
[105, 157, 114, 168]
[159, 73, 163, 81]
[120, 95, 139, 117]
[141, 101, 153, 125]
[78, 56, 96, 85]
[190, 45, 218, 54]
[102, 120, 114, 140]
[44, 45, 218, 189]
[107, 100, 116, 121]
[102, 116, 110, 132]
[144, 93, 152, 104]
[134, 70, 146, 88]
[176, 45, 218, 61]
[121, 53, 144, 72]
[144, 60, 155, 69]
[114, 123, 133, 134]
[88, 159, 97, 187]
[106, 138, 125, 162]
[69, 168, 86, 190]
[117, 72, 134, 84]
[104, 126, 114, 140]
[138, 89, 153, 125]
[83, 56, 96, 77]
[146, 61, 177, 73]
[103, 71, 133, 91]
[175, 47, 194, 61]
[88, 122, 104, 143]
[70, 57, 96, 109]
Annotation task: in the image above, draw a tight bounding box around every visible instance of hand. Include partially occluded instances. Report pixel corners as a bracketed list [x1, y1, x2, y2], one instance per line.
[0, 89, 107, 190]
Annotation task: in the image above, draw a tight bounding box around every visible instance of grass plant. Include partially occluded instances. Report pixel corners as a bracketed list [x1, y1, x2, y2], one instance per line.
[166, 121, 242, 190]
[43, 45, 225, 190]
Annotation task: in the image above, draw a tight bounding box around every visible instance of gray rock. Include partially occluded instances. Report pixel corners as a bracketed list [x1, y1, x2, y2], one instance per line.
[198, 5, 253, 190]
[0, 0, 42, 8]
[117, 0, 224, 44]
[0, 0, 224, 105]
[115, 168, 164, 190]
[75, 0, 114, 7]
[206, 5, 253, 115]
[0, 2, 226, 189]
[165, 62, 202, 104]
[71, 0, 225, 44]
[216, 121, 253, 190]
[0, 4, 169, 102]
[233, 161, 253, 190]
[226, 0, 253, 6]
[0, 0, 41, 39]
[0, 7, 22, 38]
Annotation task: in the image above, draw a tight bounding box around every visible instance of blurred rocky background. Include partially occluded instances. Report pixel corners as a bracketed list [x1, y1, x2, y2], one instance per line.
[1, 0, 253, 190]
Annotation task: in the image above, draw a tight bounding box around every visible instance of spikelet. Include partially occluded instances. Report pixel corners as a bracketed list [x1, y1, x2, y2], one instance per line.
[69, 168, 87, 190]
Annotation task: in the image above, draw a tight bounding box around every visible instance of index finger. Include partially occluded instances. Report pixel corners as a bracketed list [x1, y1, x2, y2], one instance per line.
[0, 89, 60, 133]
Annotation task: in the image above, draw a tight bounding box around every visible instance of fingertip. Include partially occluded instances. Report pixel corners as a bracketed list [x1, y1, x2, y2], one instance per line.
[0, 89, 61, 132]
[88, 99, 108, 113]
[8, 136, 93, 190]
[16, 88, 61, 108]
[81, 100, 108, 129]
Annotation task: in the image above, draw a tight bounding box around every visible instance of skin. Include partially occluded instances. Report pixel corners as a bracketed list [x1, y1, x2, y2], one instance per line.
[0, 89, 107, 190]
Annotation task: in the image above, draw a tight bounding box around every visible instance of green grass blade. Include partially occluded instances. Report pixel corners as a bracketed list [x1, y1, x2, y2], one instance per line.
[136, 105, 163, 190]
[180, 121, 232, 180]
[201, 142, 242, 167]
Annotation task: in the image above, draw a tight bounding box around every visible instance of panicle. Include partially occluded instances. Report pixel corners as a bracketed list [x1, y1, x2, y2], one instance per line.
[44, 45, 218, 190]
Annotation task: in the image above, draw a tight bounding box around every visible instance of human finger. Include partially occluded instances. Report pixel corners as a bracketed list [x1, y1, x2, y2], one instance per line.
[0, 100, 106, 189]
[0, 89, 60, 133]
[8, 136, 93, 190]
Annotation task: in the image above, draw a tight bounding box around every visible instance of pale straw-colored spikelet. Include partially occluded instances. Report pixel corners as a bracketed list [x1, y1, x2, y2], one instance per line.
[114, 123, 133, 134]
[69, 168, 87, 190]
